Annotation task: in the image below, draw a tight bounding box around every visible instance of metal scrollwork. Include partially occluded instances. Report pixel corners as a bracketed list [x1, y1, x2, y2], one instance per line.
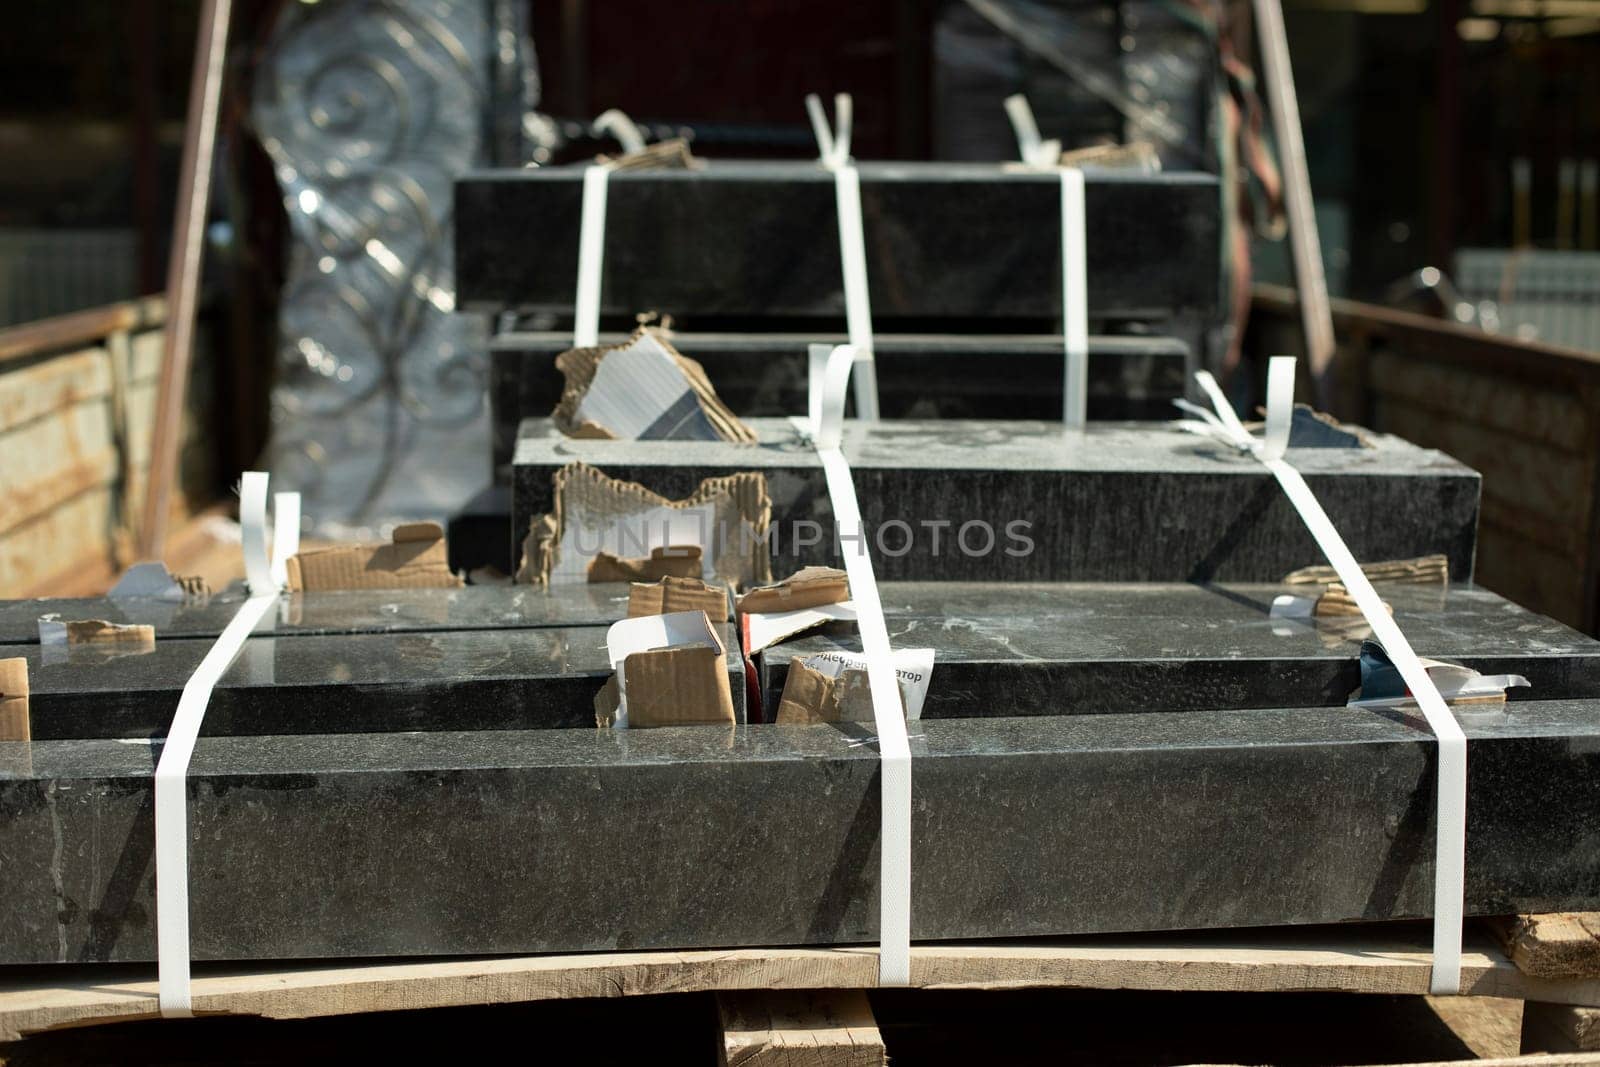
[252, 0, 530, 532]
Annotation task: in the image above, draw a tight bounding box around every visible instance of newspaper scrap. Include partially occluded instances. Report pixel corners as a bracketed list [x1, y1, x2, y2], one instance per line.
[774, 647, 936, 725]
[1348, 639, 1529, 711]
[517, 462, 771, 589]
[595, 611, 736, 729]
[553, 327, 757, 443]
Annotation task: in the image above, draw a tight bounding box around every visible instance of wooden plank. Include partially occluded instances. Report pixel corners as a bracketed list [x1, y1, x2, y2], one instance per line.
[718, 990, 885, 1067]
[0, 297, 164, 366]
[1523, 1003, 1600, 1053]
[1492, 915, 1600, 981]
[0, 347, 111, 435]
[1476, 523, 1587, 628]
[2, 927, 1599, 1042]
[0, 398, 118, 537]
[1369, 349, 1595, 454]
[0, 487, 117, 597]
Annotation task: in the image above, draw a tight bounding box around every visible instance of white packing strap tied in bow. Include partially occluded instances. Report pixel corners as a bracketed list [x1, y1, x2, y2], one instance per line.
[574, 109, 650, 348]
[801, 343, 911, 985]
[1184, 356, 1468, 995]
[154, 471, 300, 1017]
[1004, 94, 1088, 428]
[805, 93, 880, 421]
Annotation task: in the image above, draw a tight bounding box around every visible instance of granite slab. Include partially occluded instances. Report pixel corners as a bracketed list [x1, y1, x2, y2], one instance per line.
[13, 623, 745, 739]
[0, 584, 700, 646]
[759, 582, 1600, 718]
[488, 332, 1191, 478]
[455, 163, 1221, 322]
[511, 417, 1481, 582]
[3, 698, 1597, 963]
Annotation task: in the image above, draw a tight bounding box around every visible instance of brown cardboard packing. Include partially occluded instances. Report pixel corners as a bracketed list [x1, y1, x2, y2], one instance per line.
[285, 522, 461, 591]
[0, 657, 28, 742]
[589, 546, 703, 584]
[627, 575, 730, 620]
[736, 566, 849, 615]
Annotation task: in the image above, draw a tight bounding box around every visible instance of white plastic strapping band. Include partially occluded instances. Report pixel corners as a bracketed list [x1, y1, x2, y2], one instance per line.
[154, 472, 300, 1016]
[1004, 94, 1088, 428]
[806, 93, 880, 421]
[804, 343, 911, 985]
[1188, 357, 1467, 995]
[574, 163, 611, 349]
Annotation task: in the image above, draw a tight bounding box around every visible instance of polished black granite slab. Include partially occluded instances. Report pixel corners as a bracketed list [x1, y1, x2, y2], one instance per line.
[759, 582, 1600, 718]
[3, 699, 1597, 963]
[14, 623, 745, 738]
[511, 418, 1481, 582]
[455, 163, 1221, 322]
[488, 332, 1190, 478]
[0, 584, 662, 646]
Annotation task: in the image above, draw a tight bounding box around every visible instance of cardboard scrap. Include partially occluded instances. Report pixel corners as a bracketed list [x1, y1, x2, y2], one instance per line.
[517, 462, 772, 589]
[600, 137, 699, 171]
[552, 327, 757, 444]
[590, 546, 704, 584]
[109, 561, 209, 602]
[736, 566, 849, 615]
[595, 611, 735, 729]
[1283, 554, 1449, 588]
[774, 648, 936, 725]
[285, 522, 462, 592]
[0, 657, 29, 742]
[1349, 639, 1529, 710]
[627, 575, 730, 620]
[38, 618, 157, 648]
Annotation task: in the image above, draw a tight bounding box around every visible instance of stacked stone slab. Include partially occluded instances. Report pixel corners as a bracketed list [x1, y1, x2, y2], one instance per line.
[453, 163, 1223, 562]
[2, 158, 1599, 970]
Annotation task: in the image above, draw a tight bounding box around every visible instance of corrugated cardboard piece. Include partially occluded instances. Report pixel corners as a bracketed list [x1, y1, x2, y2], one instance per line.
[517, 462, 772, 588]
[736, 566, 848, 614]
[595, 611, 735, 729]
[1284, 553, 1449, 588]
[285, 522, 462, 592]
[774, 648, 936, 725]
[590, 546, 703, 584]
[37, 618, 157, 649]
[0, 657, 28, 742]
[552, 327, 758, 444]
[628, 575, 730, 620]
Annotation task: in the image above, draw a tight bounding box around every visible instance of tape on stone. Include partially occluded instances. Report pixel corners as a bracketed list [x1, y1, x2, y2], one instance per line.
[574, 163, 611, 349]
[154, 472, 300, 1016]
[806, 93, 880, 421]
[1193, 357, 1467, 994]
[807, 343, 912, 986]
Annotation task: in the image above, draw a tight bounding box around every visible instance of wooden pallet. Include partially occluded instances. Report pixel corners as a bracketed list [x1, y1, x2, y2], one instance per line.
[3, 921, 1600, 1045]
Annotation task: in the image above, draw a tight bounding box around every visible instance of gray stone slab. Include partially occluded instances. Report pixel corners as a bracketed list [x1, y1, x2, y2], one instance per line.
[488, 332, 1191, 479]
[511, 417, 1481, 582]
[2, 699, 1597, 963]
[759, 582, 1600, 719]
[0, 584, 713, 646]
[15, 622, 745, 739]
[455, 163, 1221, 322]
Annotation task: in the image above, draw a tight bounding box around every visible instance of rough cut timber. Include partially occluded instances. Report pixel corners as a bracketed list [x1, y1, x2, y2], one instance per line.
[454, 163, 1221, 323]
[758, 582, 1600, 718]
[2, 700, 1598, 964]
[488, 332, 1190, 477]
[717, 990, 886, 1067]
[511, 418, 1481, 582]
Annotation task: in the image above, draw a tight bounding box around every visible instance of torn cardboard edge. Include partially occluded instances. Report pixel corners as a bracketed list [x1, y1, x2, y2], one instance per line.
[774, 647, 936, 725]
[596, 611, 735, 729]
[285, 522, 462, 592]
[1284, 553, 1449, 588]
[109, 562, 211, 602]
[516, 461, 772, 589]
[627, 575, 732, 621]
[1269, 582, 1395, 621]
[591, 546, 704, 584]
[0, 657, 29, 742]
[599, 137, 701, 171]
[552, 326, 758, 444]
[38, 618, 157, 648]
[737, 566, 849, 614]
[1349, 639, 1530, 711]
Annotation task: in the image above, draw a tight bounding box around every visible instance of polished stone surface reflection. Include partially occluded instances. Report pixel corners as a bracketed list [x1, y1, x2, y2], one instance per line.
[3, 698, 1596, 963]
[759, 582, 1600, 717]
[17, 621, 744, 737]
[456, 163, 1220, 321]
[512, 418, 1481, 582]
